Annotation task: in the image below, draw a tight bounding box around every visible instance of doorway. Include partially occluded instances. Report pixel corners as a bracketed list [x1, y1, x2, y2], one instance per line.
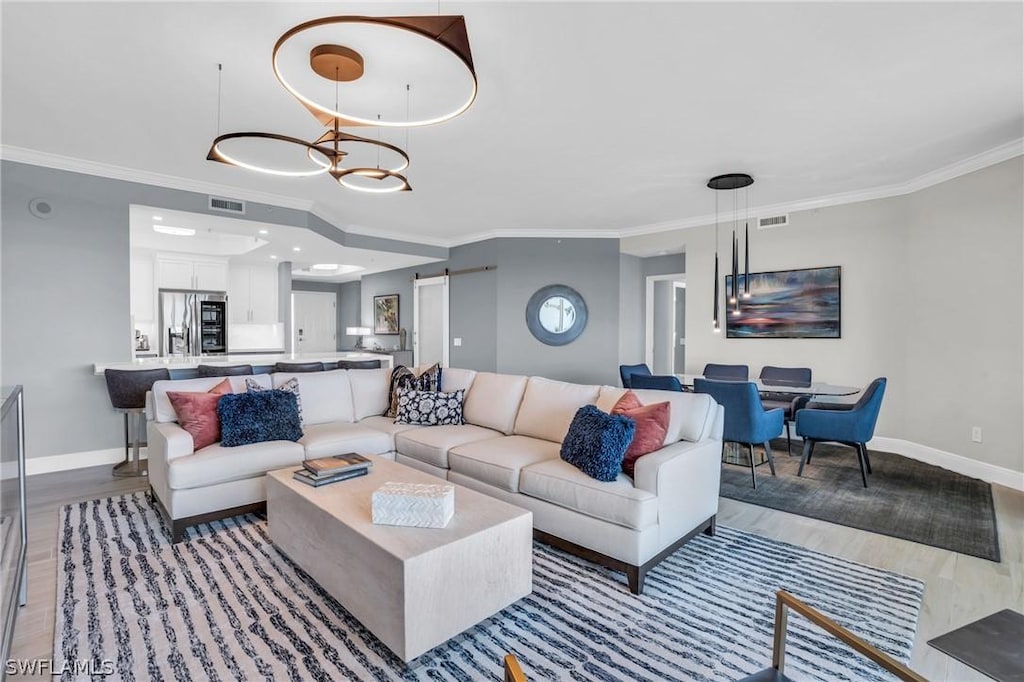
[645, 274, 686, 374]
[413, 275, 449, 367]
[292, 291, 337, 352]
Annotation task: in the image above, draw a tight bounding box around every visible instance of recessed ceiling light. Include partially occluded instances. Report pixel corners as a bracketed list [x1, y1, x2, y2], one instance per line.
[293, 246, 301, 252]
[153, 224, 195, 236]
[258, 229, 269, 235]
[311, 263, 339, 270]
[270, 255, 278, 260]
[153, 215, 163, 221]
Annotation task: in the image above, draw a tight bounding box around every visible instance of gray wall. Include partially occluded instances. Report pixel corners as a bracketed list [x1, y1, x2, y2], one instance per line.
[618, 254, 644, 366]
[338, 281, 362, 349]
[360, 238, 622, 384]
[0, 161, 447, 459]
[623, 157, 1023, 474]
[675, 287, 686, 371]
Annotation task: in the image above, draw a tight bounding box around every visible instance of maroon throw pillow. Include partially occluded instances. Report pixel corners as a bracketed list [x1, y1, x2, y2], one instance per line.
[167, 382, 231, 450]
[613, 391, 671, 476]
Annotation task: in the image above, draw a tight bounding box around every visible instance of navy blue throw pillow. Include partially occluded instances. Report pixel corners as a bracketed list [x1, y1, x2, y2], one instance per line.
[560, 405, 636, 482]
[218, 390, 303, 447]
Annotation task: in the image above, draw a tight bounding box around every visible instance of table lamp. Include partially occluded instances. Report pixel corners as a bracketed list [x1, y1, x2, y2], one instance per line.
[346, 327, 372, 349]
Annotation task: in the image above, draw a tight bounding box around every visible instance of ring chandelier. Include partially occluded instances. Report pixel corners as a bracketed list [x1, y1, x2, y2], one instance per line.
[206, 15, 477, 194]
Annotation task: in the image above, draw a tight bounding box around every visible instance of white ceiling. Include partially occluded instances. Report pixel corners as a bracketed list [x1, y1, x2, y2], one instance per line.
[3, 2, 1022, 246]
[128, 205, 439, 282]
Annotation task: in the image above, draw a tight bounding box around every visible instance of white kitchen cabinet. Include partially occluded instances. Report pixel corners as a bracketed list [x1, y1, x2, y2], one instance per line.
[228, 264, 280, 324]
[194, 260, 228, 291]
[156, 255, 228, 291]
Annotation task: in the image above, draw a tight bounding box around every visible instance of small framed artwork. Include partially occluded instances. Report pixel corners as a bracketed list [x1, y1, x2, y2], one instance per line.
[373, 294, 400, 335]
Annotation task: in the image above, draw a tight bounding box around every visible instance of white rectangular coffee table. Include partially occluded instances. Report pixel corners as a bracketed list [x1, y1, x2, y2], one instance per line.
[265, 458, 533, 662]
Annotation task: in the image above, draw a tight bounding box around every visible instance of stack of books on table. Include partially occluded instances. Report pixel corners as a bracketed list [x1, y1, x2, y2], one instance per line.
[293, 453, 373, 487]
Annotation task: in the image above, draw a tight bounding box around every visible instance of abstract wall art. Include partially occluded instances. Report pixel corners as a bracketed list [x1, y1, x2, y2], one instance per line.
[725, 266, 841, 338]
[373, 294, 400, 335]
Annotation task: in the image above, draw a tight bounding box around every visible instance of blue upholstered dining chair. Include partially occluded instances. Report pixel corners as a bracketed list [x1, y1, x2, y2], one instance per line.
[759, 366, 813, 455]
[702, 363, 749, 381]
[795, 378, 887, 488]
[619, 363, 652, 388]
[630, 374, 683, 392]
[694, 378, 784, 488]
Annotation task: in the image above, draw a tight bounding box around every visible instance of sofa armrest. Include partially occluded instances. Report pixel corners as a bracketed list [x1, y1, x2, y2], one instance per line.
[633, 436, 722, 546]
[147, 421, 195, 517]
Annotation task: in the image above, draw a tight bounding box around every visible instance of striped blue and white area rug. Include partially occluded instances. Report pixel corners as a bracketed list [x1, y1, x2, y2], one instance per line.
[54, 493, 923, 682]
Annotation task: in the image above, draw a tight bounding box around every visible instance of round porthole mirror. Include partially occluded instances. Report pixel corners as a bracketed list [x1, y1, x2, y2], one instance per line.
[526, 285, 588, 346]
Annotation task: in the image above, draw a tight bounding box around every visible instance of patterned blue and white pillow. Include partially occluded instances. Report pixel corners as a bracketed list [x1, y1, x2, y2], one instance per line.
[246, 376, 303, 422]
[395, 388, 465, 426]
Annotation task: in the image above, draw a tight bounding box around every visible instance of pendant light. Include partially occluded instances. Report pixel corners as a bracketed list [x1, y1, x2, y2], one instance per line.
[708, 173, 755, 329]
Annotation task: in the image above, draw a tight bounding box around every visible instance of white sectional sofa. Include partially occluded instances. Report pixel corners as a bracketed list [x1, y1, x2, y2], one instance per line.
[148, 367, 724, 593]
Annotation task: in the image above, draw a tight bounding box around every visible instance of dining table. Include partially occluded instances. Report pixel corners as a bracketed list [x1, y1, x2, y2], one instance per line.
[676, 374, 862, 398]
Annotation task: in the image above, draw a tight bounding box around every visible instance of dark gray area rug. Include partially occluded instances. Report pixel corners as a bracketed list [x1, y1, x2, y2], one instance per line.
[54, 493, 924, 682]
[720, 443, 1000, 561]
[929, 609, 1024, 681]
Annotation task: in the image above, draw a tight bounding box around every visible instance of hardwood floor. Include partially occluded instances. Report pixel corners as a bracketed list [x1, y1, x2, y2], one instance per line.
[6, 464, 1023, 680]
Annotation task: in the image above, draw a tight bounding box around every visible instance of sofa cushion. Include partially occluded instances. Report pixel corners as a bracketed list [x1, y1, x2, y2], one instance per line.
[218, 391, 303, 447]
[612, 392, 671, 477]
[273, 370, 354, 425]
[299, 422, 392, 458]
[559, 405, 635, 482]
[441, 368, 477, 392]
[166, 390, 223, 450]
[167, 439, 305, 490]
[513, 377, 600, 443]
[386, 364, 441, 417]
[348, 368, 391, 420]
[632, 390, 715, 444]
[519, 458, 658, 531]
[152, 374, 271, 423]
[596, 386, 628, 413]
[395, 424, 504, 469]
[357, 416, 421, 450]
[395, 388, 465, 426]
[462, 372, 529, 435]
[448, 435, 560, 493]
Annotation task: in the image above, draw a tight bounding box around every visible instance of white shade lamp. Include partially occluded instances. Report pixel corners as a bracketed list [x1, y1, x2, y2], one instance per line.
[346, 326, 372, 349]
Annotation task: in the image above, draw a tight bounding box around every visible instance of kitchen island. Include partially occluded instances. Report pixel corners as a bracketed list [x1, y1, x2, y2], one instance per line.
[94, 351, 394, 376]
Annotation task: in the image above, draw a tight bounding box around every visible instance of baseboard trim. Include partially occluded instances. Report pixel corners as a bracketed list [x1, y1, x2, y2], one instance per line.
[25, 447, 147, 477]
[869, 437, 1024, 492]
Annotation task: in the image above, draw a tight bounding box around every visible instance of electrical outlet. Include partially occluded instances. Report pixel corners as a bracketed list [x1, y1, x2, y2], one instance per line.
[971, 426, 983, 443]
[453, 337, 462, 347]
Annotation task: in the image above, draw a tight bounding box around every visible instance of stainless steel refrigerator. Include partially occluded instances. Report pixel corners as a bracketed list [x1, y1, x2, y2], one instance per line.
[159, 290, 228, 357]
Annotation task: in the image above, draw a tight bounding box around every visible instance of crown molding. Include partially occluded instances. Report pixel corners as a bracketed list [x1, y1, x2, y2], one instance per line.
[4, 138, 1021, 248]
[0, 145, 314, 212]
[619, 138, 1024, 238]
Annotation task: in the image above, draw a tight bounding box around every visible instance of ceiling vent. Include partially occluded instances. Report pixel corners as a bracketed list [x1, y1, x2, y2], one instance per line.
[209, 196, 246, 215]
[757, 214, 789, 229]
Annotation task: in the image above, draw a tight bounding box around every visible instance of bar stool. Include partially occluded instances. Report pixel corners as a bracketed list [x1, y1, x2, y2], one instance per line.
[104, 368, 169, 478]
[196, 364, 253, 377]
[338, 360, 382, 369]
[273, 361, 324, 373]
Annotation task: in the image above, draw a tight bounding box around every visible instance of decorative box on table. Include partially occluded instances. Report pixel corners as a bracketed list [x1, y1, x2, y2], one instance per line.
[371, 481, 455, 528]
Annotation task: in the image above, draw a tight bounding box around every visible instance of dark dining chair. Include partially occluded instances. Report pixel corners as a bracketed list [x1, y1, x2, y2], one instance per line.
[273, 361, 324, 373]
[695, 378, 784, 488]
[619, 363, 652, 388]
[630, 374, 683, 392]
[197, 364, 254, 377]
[103, 368, 170, 478]
[703, 363, 749, 381]
[795, 378, 887, 488]
[759, 366, 812, 455]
